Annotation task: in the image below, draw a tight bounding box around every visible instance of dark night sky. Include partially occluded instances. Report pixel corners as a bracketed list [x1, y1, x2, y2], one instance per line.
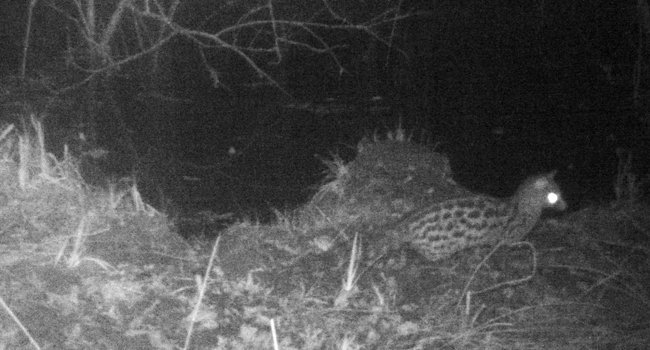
[0, 0, 648, 217]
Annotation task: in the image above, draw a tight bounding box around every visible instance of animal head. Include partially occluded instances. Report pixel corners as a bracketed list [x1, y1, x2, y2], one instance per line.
[517, 170, 567, 211]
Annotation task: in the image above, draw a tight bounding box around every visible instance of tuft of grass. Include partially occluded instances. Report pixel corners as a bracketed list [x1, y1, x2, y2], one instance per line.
[184, 235, 221, 350]
[334, 232, 362, 308]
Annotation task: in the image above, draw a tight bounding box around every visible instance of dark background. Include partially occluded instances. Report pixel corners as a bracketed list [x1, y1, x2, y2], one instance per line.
[1, 0, 648, 223]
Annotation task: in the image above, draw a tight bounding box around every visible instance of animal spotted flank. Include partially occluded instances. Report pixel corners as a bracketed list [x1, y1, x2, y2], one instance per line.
[390, 171, 566, 262]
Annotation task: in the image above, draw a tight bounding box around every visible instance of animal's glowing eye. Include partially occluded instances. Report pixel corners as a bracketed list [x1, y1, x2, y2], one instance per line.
[547, 192, 559, 204]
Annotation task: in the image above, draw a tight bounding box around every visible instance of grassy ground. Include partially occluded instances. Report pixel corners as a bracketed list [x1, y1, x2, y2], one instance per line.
[0, 122, 648, 349]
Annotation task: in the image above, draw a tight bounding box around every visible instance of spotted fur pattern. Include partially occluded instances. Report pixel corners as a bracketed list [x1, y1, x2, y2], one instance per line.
[392, 172, 566, 262]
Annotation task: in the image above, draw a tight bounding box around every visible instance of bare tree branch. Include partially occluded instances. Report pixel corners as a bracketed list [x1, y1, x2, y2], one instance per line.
[34, 0, 412, 94]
